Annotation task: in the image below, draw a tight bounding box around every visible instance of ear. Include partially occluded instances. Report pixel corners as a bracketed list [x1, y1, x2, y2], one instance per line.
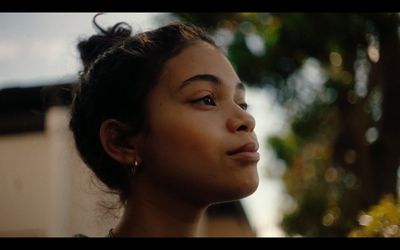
[99, 119, 140, 166]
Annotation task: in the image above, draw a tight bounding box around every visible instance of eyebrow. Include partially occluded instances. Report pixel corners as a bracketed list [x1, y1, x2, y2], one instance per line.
[179, 74, 245, 92]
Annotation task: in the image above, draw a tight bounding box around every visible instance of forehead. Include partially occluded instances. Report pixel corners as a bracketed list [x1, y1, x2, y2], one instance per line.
[159, 42, 240, 88]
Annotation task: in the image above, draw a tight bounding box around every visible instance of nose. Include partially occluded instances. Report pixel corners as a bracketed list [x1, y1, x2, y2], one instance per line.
[226, 107, 256, 133]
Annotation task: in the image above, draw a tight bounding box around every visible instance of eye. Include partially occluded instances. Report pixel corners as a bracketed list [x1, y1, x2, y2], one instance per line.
[192, 95, 216, 106]
[239, 103, 248, 111]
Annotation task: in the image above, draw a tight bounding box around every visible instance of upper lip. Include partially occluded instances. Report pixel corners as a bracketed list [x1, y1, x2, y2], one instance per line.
[226, 142, 259, 155]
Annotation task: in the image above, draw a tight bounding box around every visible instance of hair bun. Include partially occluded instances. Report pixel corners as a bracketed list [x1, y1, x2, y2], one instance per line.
[77, 14, 132, 70]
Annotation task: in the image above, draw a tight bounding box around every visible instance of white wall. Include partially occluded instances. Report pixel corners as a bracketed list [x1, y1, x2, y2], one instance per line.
[0, 107, 119, 237]
[0, 131, 51, 236]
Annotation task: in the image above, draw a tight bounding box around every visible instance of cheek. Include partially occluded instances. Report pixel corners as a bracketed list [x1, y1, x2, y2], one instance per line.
[146, 111, 223, 166]
[140, 110, 225, 200]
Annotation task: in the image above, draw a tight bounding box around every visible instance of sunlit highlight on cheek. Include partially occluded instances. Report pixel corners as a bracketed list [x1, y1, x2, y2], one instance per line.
[148, 100, 223, 165]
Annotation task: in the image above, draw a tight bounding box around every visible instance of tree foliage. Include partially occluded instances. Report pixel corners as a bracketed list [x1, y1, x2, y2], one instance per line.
[172, 13, 400, 236]
[349, 195, 400, 237]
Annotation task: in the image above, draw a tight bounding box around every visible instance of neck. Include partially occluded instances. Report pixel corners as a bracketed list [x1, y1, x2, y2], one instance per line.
[112, 176, 208, 237]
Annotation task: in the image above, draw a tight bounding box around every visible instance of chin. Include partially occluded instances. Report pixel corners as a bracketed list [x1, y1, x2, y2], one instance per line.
[235, 165, 259, 197]
[216, 173, 260, 202]
[235, 174, 260, 199]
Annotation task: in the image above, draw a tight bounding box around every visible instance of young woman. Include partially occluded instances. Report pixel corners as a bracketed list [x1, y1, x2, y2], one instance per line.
[70, 14, 260, 237]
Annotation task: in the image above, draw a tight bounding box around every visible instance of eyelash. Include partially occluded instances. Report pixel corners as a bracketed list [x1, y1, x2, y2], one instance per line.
[192, 95, 248, 111]
[239, 103, 248, 111]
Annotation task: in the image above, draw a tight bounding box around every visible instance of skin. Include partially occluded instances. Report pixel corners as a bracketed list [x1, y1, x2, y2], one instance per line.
[100, 41, 259, 237]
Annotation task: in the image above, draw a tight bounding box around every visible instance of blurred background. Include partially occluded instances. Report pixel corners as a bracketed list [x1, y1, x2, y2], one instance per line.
[0, 13, 399, 237]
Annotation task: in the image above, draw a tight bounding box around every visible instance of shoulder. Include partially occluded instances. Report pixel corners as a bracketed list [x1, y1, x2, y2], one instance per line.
[73, 233, 89, 238]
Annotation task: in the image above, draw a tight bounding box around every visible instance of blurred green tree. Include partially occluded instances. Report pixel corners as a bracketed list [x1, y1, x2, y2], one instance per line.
[171, 13, 400, 236]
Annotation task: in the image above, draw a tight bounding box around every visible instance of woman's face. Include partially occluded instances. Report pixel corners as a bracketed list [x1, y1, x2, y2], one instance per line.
[138, 41, 259, 205]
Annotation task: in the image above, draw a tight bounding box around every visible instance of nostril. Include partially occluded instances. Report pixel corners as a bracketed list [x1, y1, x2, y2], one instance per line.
[237, 125, 248, 132]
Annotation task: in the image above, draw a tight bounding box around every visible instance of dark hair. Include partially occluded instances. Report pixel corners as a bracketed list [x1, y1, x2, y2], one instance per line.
[69, 15, 216, 205]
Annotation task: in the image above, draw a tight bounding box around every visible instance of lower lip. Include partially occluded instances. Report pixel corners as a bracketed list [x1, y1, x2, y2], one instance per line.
[228, 152, 260, 162]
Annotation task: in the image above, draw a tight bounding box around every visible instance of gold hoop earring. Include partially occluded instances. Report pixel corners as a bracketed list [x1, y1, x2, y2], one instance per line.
[130, 160, 139, 178]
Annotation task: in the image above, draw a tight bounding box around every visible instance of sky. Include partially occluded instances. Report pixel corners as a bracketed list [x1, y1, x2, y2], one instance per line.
[0, 13, 166, 88]
[0, 13, 287, 236]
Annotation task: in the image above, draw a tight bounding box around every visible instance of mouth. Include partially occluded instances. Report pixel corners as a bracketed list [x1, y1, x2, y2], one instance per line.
[226, 142, 260, 162]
